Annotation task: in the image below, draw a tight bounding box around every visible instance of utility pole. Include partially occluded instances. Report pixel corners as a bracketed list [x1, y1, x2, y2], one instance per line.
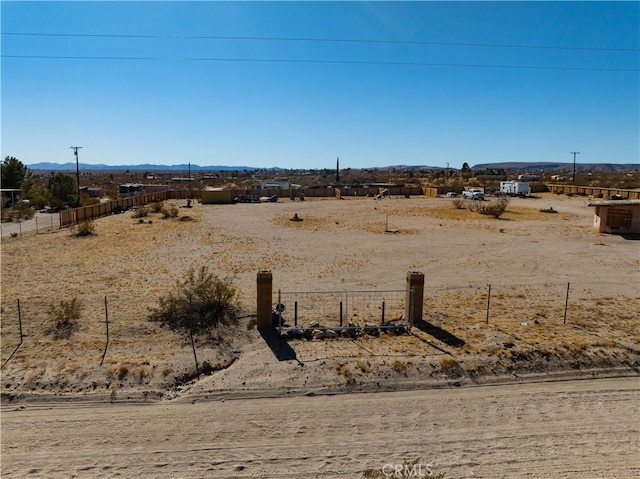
[70, 146, 83, 207]
[188, 162, 192, 204]
[336, 157, 340, 183]
[446, 162, 450, 182]
[570, 152, 580, 184]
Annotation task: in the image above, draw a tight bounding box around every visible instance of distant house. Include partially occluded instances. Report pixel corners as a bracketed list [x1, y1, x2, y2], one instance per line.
[86, 187, 103, 198]
[118, 183, 144, 195]
[588, 200, 640, 234]
[517, 174, 540, 181]
[257, 178, 291, 190]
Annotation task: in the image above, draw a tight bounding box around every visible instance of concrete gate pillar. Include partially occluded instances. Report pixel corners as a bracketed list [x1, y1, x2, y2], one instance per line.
[405, 271, 424, 325]
[256, 270, 273, 329]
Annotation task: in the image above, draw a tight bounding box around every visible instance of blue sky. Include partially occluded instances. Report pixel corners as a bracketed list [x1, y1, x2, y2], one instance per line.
[2, 1, 638, 169]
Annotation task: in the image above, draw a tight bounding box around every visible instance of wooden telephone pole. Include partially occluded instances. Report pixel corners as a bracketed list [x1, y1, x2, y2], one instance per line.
[70, 146, 83, 206]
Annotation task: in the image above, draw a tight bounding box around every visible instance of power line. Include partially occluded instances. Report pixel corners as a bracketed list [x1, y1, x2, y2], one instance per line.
[3, 31, 638, 52]
[2, 54, 638, 72]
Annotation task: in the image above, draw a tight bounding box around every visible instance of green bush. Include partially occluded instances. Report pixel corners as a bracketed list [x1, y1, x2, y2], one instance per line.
[48, 297, 83, 338]
[149, 266, 238, 332]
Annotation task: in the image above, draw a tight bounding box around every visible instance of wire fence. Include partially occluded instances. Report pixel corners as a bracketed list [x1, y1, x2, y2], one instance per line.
[274, 289, 410, 331]
[0, 213, 62, 239]
[1, 281, 638, 369]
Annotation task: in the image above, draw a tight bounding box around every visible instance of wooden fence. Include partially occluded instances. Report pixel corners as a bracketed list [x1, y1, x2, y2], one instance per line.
[60, 192, 170, 226]
[547, 184, 640, 199]
[59, 183, 639, 227]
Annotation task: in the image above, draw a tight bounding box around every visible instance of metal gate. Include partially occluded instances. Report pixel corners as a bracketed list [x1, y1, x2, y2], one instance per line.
[274, 289, 413, 332]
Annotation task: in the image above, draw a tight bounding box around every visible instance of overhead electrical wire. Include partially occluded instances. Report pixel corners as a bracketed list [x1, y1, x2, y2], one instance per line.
[2, 31, 638, 52]
[2, 54, 637, 72]
[3, 31, 637, 72]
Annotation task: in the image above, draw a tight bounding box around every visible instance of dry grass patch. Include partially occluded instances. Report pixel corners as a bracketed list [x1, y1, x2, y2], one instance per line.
[273, 214, 341, 231]
[419, 204, 576, 222]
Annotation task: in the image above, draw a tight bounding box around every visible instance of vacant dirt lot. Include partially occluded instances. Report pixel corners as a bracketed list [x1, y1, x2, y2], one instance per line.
[1, 193, 639, 477]
[1, 193, 638, 396]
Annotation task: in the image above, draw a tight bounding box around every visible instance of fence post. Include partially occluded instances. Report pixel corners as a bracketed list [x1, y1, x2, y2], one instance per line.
[100, 296, 109, 366]
[405, 271, 424, 325]
[381, 301, 386, 325]
[256, 270, 273, 329]
[486, 284, 492, 325]
[189, 297, 199, 377]
[563, 282, 570, 324]
[17, 299, 23, 342]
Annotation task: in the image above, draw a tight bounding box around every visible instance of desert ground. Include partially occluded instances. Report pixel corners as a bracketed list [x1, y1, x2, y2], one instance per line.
[1, 193, 639, 477]
[2, 377, 638, 478]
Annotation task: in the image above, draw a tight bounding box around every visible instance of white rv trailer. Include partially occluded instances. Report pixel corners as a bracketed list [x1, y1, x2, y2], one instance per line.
[500, 181, 530, 197]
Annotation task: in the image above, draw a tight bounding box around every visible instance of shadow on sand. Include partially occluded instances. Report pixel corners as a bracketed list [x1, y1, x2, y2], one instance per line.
[412, 319, 466, 348]
[259, 327, 302, 364]
[621, 234, 640, 241]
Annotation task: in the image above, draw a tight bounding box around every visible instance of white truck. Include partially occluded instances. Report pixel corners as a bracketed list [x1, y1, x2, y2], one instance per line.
[500, 181, 530, 197]
[462, 188, 485, 200]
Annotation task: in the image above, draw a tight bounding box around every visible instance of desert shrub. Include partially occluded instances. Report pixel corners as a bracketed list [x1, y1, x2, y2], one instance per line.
[150, 201, 164, 213]
[117, 364, 129, 380]
[149, 265, 238, 332]
[466, 201, 480, 213]
[451, 198, 465, 209]
[75, 219, 96, 236]
[439, 356, 462, 377]
[2, 203, 35, 222]
[161, 205, 179, 218]
[132, 206, 149, 218]
[481, 197, 510, 218]
[47, 297, 83, 338]
[13, 202, 35, 220]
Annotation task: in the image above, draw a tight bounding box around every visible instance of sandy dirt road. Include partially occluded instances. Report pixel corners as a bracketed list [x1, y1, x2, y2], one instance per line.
[2, 377, 638, 478]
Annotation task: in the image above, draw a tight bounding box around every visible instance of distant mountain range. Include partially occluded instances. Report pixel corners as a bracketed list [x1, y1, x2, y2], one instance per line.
[471, 162, 638, 171]
[26, 162, 262, 172]
[26, 161, 638, 172]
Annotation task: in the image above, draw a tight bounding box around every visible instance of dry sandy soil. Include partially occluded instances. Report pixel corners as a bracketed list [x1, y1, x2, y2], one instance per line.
[2, 377, 638, 478]
[1, 193, 639, 477]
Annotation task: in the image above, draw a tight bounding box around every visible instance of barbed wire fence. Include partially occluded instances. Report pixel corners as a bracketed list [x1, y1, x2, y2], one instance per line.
[1, 280, 638, 368]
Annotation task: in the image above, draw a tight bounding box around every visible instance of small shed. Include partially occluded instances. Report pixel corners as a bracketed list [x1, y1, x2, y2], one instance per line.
[202, 188, 233, 204]
[86, 187, 103, 198]
[588, 200, 640, 234]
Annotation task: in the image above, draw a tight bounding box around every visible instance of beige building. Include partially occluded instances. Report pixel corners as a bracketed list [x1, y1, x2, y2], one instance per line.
[588, 200, 640, 234]
[201, 188, 234, 204]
